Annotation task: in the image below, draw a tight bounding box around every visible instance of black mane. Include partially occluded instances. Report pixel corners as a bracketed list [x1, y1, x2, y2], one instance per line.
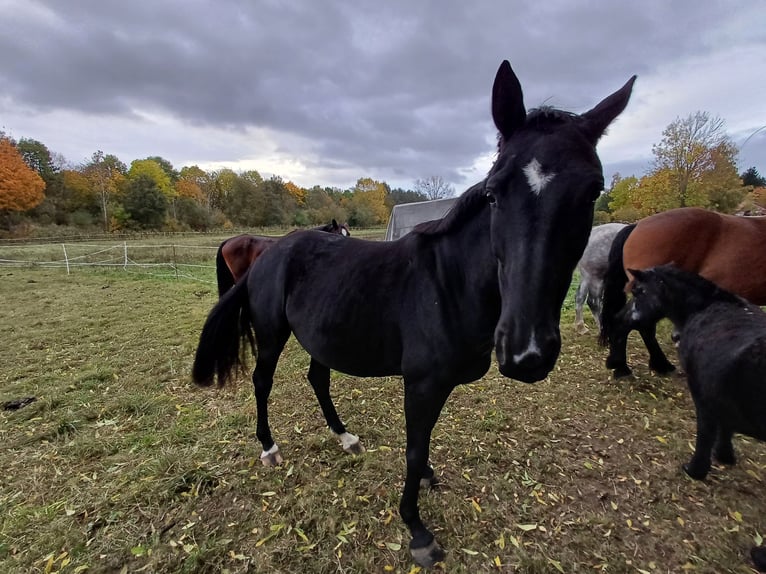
[409, 181, 487, 237]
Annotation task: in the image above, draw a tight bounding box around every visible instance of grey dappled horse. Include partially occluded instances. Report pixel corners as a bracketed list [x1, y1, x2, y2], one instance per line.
[574, 222, 627, 333]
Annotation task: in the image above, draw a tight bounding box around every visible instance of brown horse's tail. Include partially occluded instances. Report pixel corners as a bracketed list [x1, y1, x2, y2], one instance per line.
[216, 239, 236, 298]
[192, 276, 255, 387]
[599, 223, 636, 347]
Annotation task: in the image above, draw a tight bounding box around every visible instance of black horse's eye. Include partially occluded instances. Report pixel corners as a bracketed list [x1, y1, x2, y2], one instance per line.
[486, 191, 497, 205]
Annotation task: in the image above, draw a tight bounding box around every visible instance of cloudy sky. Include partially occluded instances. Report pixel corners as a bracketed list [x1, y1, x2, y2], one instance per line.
[1, 1, 764, 192]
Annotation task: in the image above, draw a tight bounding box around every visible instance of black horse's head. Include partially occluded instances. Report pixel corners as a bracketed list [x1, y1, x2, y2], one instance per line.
[488, 61, 635, 383]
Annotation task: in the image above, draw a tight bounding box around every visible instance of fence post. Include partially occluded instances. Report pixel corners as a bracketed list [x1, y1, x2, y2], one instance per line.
[62, 244, 70, 275]
[123, 241, 128, 270]
[172, 244, 179, 280]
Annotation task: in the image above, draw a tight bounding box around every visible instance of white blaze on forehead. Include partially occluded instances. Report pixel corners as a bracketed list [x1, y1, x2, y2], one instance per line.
[523, 158, 555, 195]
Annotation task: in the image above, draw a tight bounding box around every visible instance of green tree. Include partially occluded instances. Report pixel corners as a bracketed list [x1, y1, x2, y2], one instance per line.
[741, 166, 766, 187]
[607, 175, 640, 213]
[145, 156, 179, 183]
[16, 138, 58, 182]
[122, 174, 168, 229]
[305, 186, 348, 224]
[222, 174, 264, 226]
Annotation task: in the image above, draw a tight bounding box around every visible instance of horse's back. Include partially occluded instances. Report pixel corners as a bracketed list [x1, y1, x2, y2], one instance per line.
[247, 231, 413, 376]
[624, 208, 766, 303]
[681, 302, 766, 439]
[579, 222, 627, 276]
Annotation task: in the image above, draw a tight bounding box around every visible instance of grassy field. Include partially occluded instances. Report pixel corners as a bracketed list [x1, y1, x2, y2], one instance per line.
[1, 251, 765, 573]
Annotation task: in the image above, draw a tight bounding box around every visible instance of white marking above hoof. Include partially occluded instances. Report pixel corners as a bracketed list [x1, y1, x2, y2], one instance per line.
[260, 443, 283, 466]
[338, 432, 365, 454]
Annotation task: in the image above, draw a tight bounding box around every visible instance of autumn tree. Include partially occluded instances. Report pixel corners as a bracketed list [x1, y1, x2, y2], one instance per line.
[0, 137, 46, 215]
[127, 159, 174, 199]
[83, 151, 126, 231]
[345, 177, 390, 226]
[652, 112, 737, 207]
[414, 175, 455, 200]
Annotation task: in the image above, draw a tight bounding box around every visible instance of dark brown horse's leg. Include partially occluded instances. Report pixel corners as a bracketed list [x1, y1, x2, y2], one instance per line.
[307, 359, 364, 454]
[400, 379, 453, 567]
[638, 323, 675, 374]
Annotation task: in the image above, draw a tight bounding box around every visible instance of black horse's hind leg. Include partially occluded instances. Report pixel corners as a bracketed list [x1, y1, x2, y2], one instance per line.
[713, 424, 736, 465]
[307, 359, 364, 455]
[253, 358, 282, 466]
[253, 333, 290, 466]
[400, 380, 453, 567]
[638, 323, 675, 374]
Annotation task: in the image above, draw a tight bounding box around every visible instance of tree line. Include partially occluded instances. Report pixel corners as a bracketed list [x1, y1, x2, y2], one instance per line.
[595, 111, 765, 223]
[0, 134, 456, 236]
[1, 110, 763, 237]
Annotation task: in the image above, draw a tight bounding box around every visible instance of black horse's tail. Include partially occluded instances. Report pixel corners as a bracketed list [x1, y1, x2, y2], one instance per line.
[192, 277, 255, 387]
[216, 239, 235, 298]
[598, 223, 636, 347]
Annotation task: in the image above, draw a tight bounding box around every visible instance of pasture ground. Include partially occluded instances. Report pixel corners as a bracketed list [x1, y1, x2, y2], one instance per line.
[1, 249, 765, 573]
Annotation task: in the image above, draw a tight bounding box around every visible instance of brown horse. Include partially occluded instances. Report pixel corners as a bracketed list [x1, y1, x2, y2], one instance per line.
[600, 207, 766, 378]
[216, 220, 350, 296]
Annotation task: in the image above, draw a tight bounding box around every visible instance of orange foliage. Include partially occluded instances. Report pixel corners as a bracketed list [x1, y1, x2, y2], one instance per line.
[0, 138, 45, 211]
[176, 178, 204, 202]
[284, 181, 306, 206]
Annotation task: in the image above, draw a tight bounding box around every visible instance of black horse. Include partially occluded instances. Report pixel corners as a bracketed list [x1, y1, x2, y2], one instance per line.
[626, 264, 766, 572]
[193, 60, 635, 566]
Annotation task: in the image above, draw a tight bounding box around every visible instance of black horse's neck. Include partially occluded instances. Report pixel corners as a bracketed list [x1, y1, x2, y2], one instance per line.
[409, 181, 500, 331]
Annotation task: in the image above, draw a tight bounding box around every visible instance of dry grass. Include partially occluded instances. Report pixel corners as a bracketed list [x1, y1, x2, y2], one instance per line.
[1, 262, 765, 573]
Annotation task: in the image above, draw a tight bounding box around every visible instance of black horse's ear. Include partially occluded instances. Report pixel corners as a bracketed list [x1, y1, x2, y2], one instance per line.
[331, 219, 338, 229]
[581, 75, 637, 144]
[492, 60, 526, 139]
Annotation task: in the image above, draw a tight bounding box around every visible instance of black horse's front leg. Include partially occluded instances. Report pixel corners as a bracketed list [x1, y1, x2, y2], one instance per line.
[638, 322, 675, 374]
[399, 380, 453, 567]
[684, 402, 717, 480]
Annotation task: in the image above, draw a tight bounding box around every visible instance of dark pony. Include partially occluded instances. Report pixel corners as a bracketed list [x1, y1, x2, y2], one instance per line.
[193, 60, 635, 566]
[626, 264, 766, 572]
[600, 207, 766, 378]
[215, 220, 350, 296]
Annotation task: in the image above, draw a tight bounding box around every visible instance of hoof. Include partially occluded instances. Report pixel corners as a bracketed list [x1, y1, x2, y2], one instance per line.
[574, 323, 588, 335]
[682, 462, 708, 481]
[752, 545, 766, 572]
[338, 432, 365, 455]
[410, 539, 445, 568]
[420, 476, 438, 489]
[713, 450, 736, 466]
[260, 445, 283, 467]
[650, 361, 676, 375]
[612, 366, 632, 379]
